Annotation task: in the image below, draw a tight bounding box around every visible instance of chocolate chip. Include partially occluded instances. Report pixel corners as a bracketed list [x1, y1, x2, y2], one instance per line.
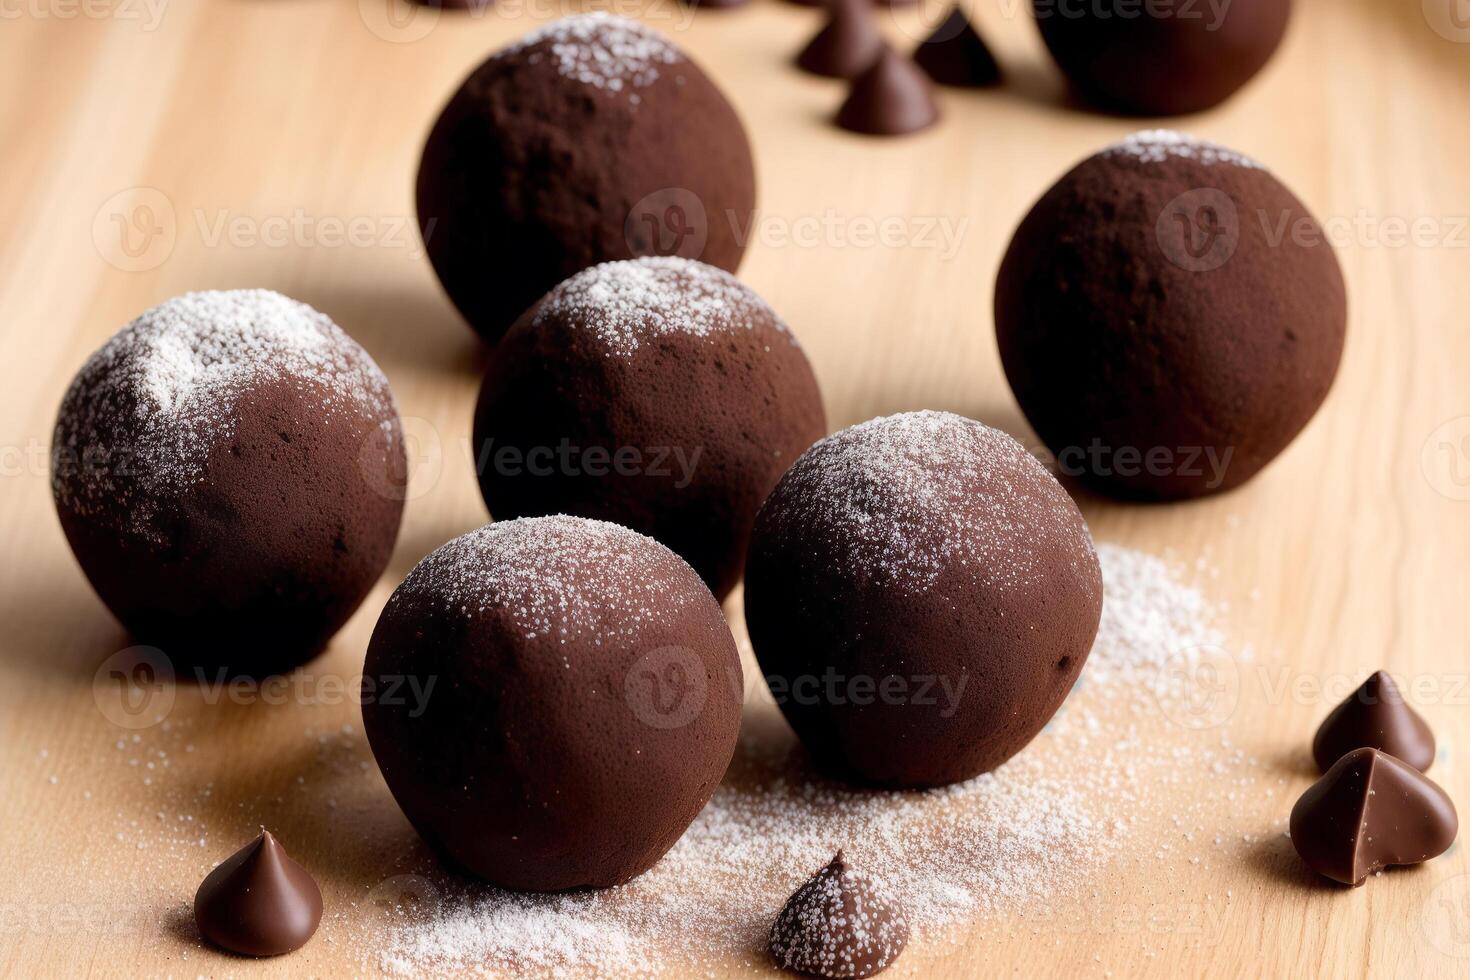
[835, 47, 940, 137]
[770, 852, 909, 977]
[194, 830, 322, 956]
[797, 0, 884, 79]
[1289, 748, 1457, 886]
[913, 7, 1001, 88]
[1313, 670, 1436, 773]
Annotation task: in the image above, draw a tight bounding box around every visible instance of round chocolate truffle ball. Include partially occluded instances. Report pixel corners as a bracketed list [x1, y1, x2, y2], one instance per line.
[52, 290, 406, 675]
[744, 411, 1102, 788]
[472, 256, 826, 600]
[362, 516, 743, 890]
[995, 131, 1346, 499]
[1032, 0, 1290, 115]
[416, 14, 757, 341]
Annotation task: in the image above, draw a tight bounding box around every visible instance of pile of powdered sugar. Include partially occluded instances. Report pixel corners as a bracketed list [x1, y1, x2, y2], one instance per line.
[51, 289, 393, 540]
[1103, 129, 1262, 169]
[367, 543, 1258, 977]
[531, 256, 792, 358]
[507, 14, 683, 96]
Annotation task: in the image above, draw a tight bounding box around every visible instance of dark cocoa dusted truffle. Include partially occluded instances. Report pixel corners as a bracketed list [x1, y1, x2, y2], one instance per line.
[416, 14, 756, 342]
[745, 411, 1102, 788]
[1032, 0, 1291, 115]
[362, 516, 744, 891]
[995, 131, 1346, 500]
[52, 290, 405, 675]
[472, 257, 826, 600]
[769, 852, 909, 978]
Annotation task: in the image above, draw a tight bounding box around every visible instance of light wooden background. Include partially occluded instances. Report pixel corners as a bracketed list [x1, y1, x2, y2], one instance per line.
[3, 0, 1470, 976]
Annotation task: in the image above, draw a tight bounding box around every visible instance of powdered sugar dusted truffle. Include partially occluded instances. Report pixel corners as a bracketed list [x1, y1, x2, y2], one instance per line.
[770, 853, 909, 978]
[744, 411, 1102, 788]
[995, 132, 1346, 499]
[416, 14, 756, 341]
[52, 290, 405, 674]
[1034, 0, 1290, 115]
[362, 516, 743, 891]
[473, 257, 826, 600]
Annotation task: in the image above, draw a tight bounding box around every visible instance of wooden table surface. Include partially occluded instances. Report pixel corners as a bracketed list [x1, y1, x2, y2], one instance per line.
[4, 0, 1470, 976]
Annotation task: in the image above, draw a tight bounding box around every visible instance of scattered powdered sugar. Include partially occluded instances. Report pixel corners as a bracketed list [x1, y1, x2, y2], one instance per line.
[1088, 546, 1227, 685]
[1103, 130, 1263, 170]
[760, 410, 1098, 596]
[368, 542, 1267, 977]
[505, 14, 683, 96]
[389, 516, 699, 644]
[52, 289, 395, 542]
[531, 256, 792, 358]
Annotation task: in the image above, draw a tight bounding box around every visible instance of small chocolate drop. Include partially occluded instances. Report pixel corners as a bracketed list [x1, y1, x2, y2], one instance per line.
[913, 7, 1001, 88]
[194, 830, 323, 956]
[769, 851, 909, 978]
[797, 0, 884, 79]
[1289, 748, 1458, 886]
[836, 47, 939, 137]
[1312, 670, 1435, 772]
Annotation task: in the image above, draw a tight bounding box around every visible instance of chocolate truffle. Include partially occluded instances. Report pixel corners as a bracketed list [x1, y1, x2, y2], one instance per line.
[1312, 671, 1435, 773]
[770, 852, 909, 978]
[194, 831, 322, 957]
[52, 290, 405, 674]
[362, 516, 744, 891]
[472, 257, 826, 600]
[1032, 0, 1291, 115]
[416, 14, 756, 341]
[995, 131, 1346, 499]
[1290, 748, 1458, 886]
[744, 411, 1102, 788]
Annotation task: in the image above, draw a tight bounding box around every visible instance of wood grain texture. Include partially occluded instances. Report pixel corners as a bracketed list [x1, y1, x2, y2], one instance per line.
[3, 0, 1470, 976]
